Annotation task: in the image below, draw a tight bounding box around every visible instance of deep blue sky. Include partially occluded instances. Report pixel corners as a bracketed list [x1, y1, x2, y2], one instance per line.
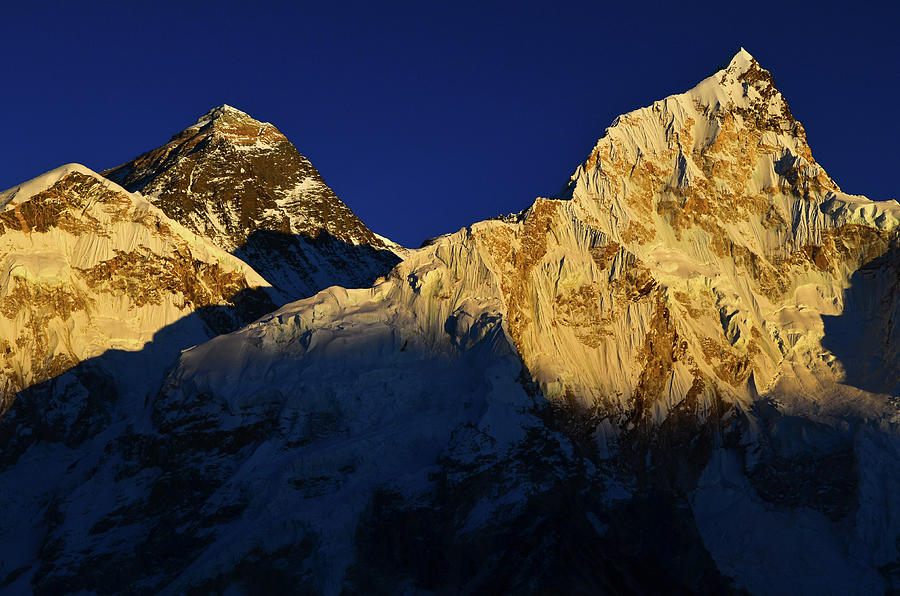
[3, 2, 898, 247]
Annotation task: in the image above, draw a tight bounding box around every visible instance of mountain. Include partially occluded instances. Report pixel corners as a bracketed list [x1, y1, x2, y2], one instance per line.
[104, 105, 402, 302]
[3, 49, 900, 594]
[0, 163, 274, 414]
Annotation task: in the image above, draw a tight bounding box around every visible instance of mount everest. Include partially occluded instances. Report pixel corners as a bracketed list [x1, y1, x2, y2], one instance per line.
[104, 104, 402, 303]
[1, 48, 899, 594]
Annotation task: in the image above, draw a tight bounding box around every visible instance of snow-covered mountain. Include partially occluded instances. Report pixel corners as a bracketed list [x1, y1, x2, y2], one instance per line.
[0, 164, 274, 414]
[2, 49, 900, 594]
[104, 105, 402, 302]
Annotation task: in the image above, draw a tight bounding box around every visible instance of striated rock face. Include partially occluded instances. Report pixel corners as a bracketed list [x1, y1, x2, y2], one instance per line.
[3, 50, 900, 594]
[475, 48, 899, 423]
[104, 105, 402, 301]
[0, 164, 274, 413]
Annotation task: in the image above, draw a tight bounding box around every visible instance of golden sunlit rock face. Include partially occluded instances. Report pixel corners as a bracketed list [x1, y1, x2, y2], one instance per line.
[0, 168, 272, 412]
[378, 49, 900, 431]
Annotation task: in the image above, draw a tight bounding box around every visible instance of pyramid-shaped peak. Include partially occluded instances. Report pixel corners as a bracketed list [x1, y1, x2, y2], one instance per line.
[708, 47, 766, 81]
[680, 45, 790, 118]
[194, 104, 264, 128]
[729, 47, 755, 68]
[571, 44, 811, 200]
[724, 46, 767, 76]
[175, 104, 287, 149]
[217, 103, 246, 114]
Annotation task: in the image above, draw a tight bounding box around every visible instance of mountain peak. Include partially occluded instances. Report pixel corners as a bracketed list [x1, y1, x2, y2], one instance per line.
[0, 163, 121, 210]
[182, 104, 284, 149]
[103, 102, 400, 300]
[211, 103, 249, 116]
[194, 104, 260, 128]
[681, 45, 797, 129]
[568, 43, 833, 239]
[728, 46, 755, 71]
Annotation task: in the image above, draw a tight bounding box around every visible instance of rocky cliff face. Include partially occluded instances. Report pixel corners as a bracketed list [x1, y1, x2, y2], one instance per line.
[2, 50, 900, 594]
[469, 48, 899, 420]
[104, 105, 401, 301]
